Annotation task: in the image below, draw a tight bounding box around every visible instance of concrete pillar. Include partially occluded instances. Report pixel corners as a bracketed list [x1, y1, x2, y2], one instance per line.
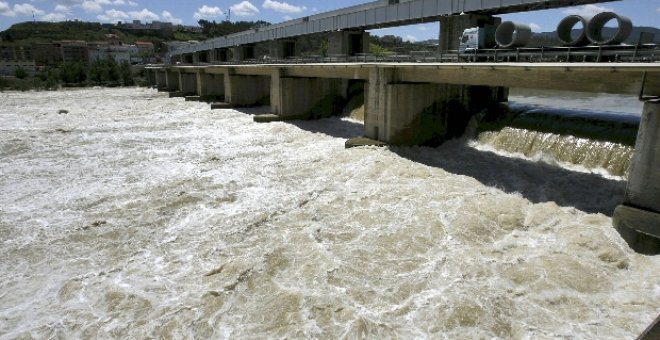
[269, 39, 300, 60]
[216, 49, 229, 62]
[165, 69, 179, 91]
[364, 66, 507, 145]
[439, 14, 500, 52]
[147, 69, 157, 87]
[328, 31, 370, 56]
[178, 70, 198, 96]
[155, 70, 167, 90]
[232, 45, 255, 62]
[613, 99, 660, 254]
[196, 71, 225, 100]
[269, 68, 347, 119]
[223, 70, 269, 106]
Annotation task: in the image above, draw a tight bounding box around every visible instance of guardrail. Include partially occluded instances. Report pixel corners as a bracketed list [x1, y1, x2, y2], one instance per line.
[168, 45, 659, 66]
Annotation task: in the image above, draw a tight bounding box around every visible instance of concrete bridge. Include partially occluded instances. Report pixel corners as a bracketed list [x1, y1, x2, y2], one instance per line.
[145, 61, 660, 254]
[168, 0, 621, 63]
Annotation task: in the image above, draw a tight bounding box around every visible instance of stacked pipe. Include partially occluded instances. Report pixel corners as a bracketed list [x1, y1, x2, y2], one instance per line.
[495, 12, 632, 48]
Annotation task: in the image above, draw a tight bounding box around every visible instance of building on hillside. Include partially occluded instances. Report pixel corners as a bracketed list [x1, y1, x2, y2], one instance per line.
[135, 41, 155, 56]
[88, 44, 139, 64]
[33, 43, 63, 65]
[0, 45, 33, 61]
[0, 60, 36, 76]
[118, 20, 174, 39]
[59, 41, 89, 63]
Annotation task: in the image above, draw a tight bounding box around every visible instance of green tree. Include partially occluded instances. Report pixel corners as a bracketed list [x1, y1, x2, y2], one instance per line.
[14, 67, 28, 79]
[119, 60, 134, 86]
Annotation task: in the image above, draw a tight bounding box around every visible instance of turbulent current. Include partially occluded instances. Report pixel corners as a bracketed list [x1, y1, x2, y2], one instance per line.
[0, 88, 658, 339]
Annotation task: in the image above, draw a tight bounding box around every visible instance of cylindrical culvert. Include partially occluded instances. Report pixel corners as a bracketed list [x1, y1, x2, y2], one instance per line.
[557, 15, 591, 46]
[586, 12, 632, 45]
[495, 21, 532, 48]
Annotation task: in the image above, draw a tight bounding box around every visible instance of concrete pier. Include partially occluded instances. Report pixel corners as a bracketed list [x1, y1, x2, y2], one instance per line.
[364, 67, 507, 145]
[269, 39, 299, 59]
[196, 71, 224, 101]
[178, 71, 198, 96]
[224, 71, 269, 106]
[166, 69, 180, 92]
[270, 68, 346, 119]
[154, 70, 167, 90]
[614, 99, 660, 255]
[328, 31, 369, 56]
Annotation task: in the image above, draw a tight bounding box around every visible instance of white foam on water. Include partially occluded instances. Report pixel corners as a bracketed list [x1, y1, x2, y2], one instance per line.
[0, 88, 658, 339]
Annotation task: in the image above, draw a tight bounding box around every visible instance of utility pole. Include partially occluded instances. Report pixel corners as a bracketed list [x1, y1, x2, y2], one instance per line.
[226, 9, 231, 22]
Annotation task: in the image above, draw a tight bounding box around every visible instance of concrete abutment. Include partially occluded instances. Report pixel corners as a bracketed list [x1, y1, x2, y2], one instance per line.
[614, 99, 660, 255]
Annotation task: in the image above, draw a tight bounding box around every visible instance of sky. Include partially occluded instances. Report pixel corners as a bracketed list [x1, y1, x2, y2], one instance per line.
[0, 0, 658, 41]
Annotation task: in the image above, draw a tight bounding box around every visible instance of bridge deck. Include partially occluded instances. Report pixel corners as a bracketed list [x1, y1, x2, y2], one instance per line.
[156, 62, 660, 96]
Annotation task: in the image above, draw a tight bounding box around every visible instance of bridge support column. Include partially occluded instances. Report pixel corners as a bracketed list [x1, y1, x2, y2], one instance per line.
[232, 45, 255, 62]
[268, 69, 346, 119]
[196, 71, 224, 101]
[223, 71, 269, 106]
[154, 70, 167, 90]
[365, 67, 507, 145]
[147, 69, 157, 87]
[439, 14, 500, 52]
[269, 39, 300, 60]
[178, 71, 198, 96]
[613, 98, 660, 255]
[328, 31, 370, 56]
[216, 49, 229, 62]
[165, 69, 180, 92]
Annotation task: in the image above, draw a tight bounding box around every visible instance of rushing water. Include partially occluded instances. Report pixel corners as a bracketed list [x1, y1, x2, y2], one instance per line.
[0, 87, 658, 339]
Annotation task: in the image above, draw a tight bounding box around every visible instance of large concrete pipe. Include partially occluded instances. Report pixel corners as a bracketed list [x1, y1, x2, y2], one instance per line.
[586, 12, 632, 45]
[557, 15, 591, 46]
[495, 21, 532, 48]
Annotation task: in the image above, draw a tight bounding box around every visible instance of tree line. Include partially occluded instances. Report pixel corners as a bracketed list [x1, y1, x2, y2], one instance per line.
[1, 58, 139, 91]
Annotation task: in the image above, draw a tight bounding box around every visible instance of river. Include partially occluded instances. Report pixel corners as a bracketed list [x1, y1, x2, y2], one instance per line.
[0, 87, 657, 339]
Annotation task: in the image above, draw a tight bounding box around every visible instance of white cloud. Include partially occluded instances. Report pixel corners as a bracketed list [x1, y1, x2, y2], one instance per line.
[41, 12, 67, 21]
[231, 1, 259, 16]
[405, 34, 417, 42]
[0, 1, 15, 17]
[283, 15, 292, 21]
[657, 7, 660, 13]
[262, 0, 305, 14]
[13, 3, 45, 16]
[529, 22, 540, 31]
[563, 4, 613, 17]
[128, 8, 159, 21]
[128, 1, 138, 6]
[81, 1, 102, 13]
[194, 5, 223, 20]
[161, 10, 182, 25]
[97, 8, 128, 22]
[54, 4, 71, 13]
